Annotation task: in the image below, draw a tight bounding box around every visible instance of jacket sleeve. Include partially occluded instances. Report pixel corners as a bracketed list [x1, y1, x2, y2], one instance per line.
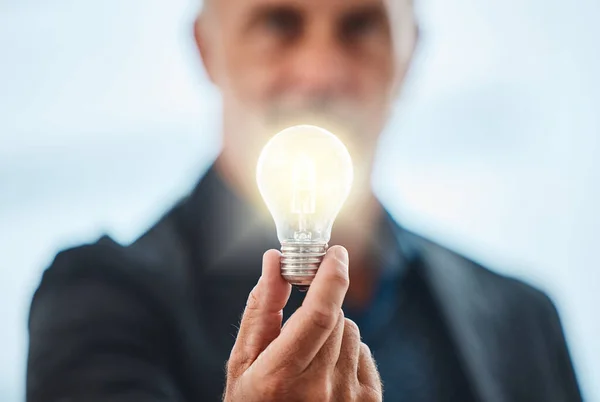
[26, 247, 186, 402]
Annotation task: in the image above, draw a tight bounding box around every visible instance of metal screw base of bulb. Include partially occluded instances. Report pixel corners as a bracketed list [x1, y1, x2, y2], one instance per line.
[280, 242, 328, 290]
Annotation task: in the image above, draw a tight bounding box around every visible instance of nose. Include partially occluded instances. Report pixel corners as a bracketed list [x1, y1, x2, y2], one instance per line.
[288, 25, 353, 98]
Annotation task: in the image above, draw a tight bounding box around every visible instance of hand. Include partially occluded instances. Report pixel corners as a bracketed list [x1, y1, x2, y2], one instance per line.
[223, 246, 382, 402]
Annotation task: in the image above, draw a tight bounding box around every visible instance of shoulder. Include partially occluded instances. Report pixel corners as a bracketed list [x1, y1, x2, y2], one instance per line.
[406, 231, 582, 399]
[32, 201, 193, 317]
[27, 210, 200, 401]
[407, 230, 558, 317]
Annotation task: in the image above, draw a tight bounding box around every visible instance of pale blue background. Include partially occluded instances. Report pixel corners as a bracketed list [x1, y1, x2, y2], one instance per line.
[1, 0, 598, 401]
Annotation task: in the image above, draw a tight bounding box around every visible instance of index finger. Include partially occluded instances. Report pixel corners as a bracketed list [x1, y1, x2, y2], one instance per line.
[256, 246, 350, 374]
[229, 250, 291, 377]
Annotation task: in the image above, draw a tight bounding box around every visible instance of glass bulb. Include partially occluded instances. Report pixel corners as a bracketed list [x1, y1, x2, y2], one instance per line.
[256, 125, 354, 289]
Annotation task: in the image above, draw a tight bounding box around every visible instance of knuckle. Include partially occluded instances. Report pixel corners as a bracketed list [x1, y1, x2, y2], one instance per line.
[311, 376, 333, 401]
[275, 353, 304, 376]
[309, 304, 338, 331]
[360, 385, 382, 402]
[344, 318, 360, 339]
[328, 262, 350, 288]
[360, 342, 372, 358]
[226, 350, 251, 379]
[256, 375, 289, 399]
[238, 352, 256, 373]
[245, 285, 261, 311]
[343, 320, 361, 349]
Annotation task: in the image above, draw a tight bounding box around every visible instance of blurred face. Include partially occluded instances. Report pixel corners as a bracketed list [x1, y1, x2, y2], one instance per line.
[196, 0, 417, 175]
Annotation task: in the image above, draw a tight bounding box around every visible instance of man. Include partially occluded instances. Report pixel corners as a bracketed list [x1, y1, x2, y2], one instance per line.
[26, 0, 582, 401]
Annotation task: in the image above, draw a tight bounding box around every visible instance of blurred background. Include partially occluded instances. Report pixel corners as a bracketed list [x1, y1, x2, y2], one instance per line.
[1, 0, 598, 400]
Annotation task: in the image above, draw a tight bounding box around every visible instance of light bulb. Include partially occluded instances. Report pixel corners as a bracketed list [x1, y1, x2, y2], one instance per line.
[257, 125, 354, 289]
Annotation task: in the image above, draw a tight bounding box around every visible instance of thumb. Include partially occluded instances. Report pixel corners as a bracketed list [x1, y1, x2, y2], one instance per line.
[229, 249, 291, 375]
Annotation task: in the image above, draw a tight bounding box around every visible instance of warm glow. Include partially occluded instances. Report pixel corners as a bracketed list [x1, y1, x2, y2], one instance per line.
[256, 125, 354, 244]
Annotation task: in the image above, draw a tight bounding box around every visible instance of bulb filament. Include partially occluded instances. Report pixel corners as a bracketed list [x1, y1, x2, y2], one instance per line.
[291, 154, 317, 241]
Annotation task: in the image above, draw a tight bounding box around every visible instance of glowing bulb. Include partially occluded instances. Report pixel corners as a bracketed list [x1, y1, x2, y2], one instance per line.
[257, 125, 354, 289]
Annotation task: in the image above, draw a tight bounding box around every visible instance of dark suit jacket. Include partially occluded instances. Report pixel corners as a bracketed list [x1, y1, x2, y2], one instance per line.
[26, 169, 582, 402]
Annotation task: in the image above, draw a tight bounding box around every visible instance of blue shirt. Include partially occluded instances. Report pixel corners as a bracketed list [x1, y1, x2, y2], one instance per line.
[343, 209, 410, 341]
[343, 212, 475, 401]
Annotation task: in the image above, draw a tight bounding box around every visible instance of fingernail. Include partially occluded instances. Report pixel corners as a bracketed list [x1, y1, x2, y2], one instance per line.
[335, 246, 349, 266]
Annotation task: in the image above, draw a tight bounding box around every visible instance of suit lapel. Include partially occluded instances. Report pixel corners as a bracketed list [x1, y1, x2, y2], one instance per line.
[417, 238, 505, 402]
